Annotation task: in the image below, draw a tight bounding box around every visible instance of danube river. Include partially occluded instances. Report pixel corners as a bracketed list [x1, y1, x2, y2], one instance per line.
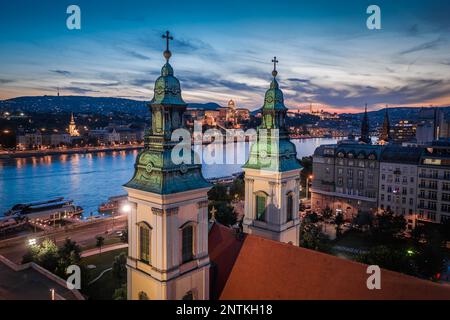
[0, 138, 340, 216]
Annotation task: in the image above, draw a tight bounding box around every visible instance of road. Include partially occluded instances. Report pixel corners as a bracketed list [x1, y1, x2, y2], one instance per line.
[0, 216, 127, 263]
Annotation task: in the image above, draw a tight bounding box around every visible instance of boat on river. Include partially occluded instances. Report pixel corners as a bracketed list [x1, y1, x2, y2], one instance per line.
[3, 197, 83, 221]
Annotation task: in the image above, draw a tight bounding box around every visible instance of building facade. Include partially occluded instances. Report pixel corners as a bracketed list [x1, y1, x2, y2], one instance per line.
[416, 141, 450, 225]
[378, 146, 422, 230]
[312, 141, 382, 221]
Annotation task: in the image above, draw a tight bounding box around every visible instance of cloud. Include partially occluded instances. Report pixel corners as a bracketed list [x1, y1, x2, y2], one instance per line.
[399, 38, 442, 55]
[283, 77, 450, 108]
[61, 86, 99, 94]
[121, 48, 151, 60]
[50, 70, 72, 76]
[0, 79, 14, 84]
[406, 24, 420, 36]
[71, 81, 121, 87]
[181, 74, 258, 92]
[129, 78, 155, 87]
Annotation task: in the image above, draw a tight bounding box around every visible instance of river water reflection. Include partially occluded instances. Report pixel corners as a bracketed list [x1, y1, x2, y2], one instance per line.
[0, 138, 340, 216]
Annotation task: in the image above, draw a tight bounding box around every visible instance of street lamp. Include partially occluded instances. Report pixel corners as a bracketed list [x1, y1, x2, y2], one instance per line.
[50, 288, 55, 300]
[121, 204, 131, 213]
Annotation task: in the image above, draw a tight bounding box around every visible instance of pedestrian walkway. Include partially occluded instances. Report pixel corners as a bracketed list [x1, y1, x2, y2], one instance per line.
[81, 243, 128, 257]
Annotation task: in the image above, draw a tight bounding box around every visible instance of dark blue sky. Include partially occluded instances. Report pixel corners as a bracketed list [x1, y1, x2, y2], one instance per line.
[1, 0, 450, 112]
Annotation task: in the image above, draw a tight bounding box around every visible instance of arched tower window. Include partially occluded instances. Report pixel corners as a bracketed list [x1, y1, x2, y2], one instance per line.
[182, 225, 194, 263]
[138, 222, 151, 263]
[255, 192, 267, 221]
[286, 192, 294, 222]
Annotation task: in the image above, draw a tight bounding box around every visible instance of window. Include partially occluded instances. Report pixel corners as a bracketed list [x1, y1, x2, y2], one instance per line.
[286, 193, 294, 222]
[139, 224, 151, 263]
[255, 194, 267, 221]
[182, 225, 194, 263]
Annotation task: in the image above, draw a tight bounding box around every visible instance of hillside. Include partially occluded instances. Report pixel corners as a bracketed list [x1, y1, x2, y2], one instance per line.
[0, 96, 224, 116]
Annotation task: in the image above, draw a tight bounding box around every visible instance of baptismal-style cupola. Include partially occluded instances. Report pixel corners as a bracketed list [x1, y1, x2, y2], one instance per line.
[242, 57, 302, 246]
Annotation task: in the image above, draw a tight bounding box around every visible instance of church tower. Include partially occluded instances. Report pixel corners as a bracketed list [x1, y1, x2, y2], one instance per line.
[68, 113, 79, 137]
[242, 57, 302, 245]
[360, 104, 371, 144]
[380, 105, 391, 143]
[124, 31, 211, 300]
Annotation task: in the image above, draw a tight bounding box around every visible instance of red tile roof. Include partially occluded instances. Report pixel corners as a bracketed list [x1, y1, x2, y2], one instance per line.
[208, 223, 450, 300]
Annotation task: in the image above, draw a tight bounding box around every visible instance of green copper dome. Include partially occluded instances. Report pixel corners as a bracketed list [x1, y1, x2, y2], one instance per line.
[125, 31, 211, 195]
[261, 78, 287, 111]
[243, 58, 302, 173]
[150, 62, 186, 106]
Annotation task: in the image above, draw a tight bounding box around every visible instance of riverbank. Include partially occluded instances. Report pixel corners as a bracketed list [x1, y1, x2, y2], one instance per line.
[0, 145, 144, 159]
[0, 135, 343, 160]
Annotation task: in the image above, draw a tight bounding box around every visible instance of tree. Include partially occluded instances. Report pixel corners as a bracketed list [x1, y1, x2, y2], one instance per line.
[229, 177, 245, 201]
[113, 284, 127, 300]
[372, 209, 406, 244]
[22, 238, 59, 273]
[321, 206, 333, 221]
[414, 244, 446, 281]
[334, 211, 344, 238]
[357, 245, 416, 276]
[208, 183, 230, 202]
[112, 252, 127, 280]
[95, 235, 105, 253]
[300, 216, 330, 252]
[56, 238, 81, 277]
[410, 223, 446, 280]
[208, 201, 237, 226]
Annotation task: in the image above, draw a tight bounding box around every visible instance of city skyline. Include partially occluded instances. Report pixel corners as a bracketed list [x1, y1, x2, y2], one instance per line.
[1, 0, 450, 113]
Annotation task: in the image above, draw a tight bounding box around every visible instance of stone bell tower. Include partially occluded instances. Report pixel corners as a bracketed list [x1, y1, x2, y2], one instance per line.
[242, 57, 303, 245]
[124, 31, 211, 300]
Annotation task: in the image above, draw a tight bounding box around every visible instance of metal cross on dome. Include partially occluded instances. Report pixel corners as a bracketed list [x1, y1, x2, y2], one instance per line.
[162, 31, 173, 52]
[272, 56, 279, 71]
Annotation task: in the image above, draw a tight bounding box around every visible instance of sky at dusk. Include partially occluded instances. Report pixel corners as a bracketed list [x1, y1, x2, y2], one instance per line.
[1, 0, 450, 113]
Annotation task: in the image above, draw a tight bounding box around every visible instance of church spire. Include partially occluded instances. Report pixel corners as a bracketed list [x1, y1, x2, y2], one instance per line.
[360, 103, 371, 144]
[260, 57, 287, 131]
[124, 30, 209, 195]
[380, 105, 391, 142]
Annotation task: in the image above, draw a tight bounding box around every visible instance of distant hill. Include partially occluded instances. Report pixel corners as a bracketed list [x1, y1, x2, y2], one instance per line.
[187, 102, 223, 111]
[0, 96, 224, 116]
[343, 106, 450, 125]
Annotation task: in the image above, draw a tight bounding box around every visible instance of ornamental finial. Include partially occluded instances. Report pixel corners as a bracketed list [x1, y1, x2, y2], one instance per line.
[271, 56, 279, 78]
[162, 30, 173, 61]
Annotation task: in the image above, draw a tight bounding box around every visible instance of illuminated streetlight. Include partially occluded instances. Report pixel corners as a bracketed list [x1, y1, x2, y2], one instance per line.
[121, 204, 132, 213]
[28, 238, 37, 246]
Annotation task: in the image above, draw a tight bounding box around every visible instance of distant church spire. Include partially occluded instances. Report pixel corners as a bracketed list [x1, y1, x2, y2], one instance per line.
[360, 103, 371, 144]
[380, 105, 391, 142]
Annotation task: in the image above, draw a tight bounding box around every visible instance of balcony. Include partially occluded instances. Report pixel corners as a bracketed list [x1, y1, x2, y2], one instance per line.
[418, 195, 438, 200]
[418, 184, 438, 190]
